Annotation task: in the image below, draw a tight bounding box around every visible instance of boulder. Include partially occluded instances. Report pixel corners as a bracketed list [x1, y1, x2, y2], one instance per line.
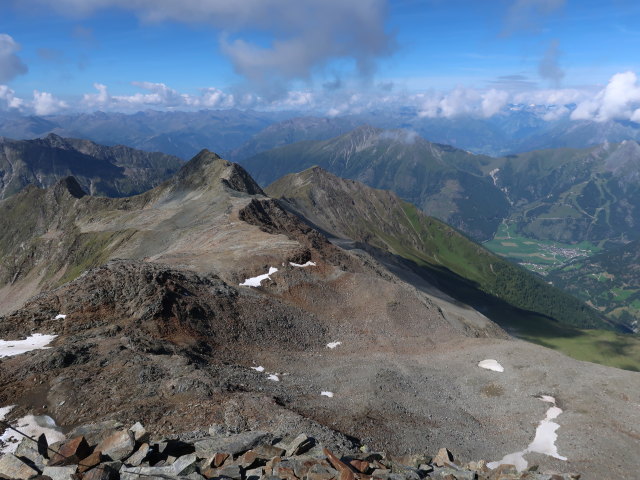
[49, 436, 91, 466]
[95, 430, 135, 461]
[285, 433, 314, 456]
[124, 443, 148, 467]
[128, 422, 148, 443]
[15, 434, 48, 471]
[0, 453, 40, 480]
[173, 453, 198, 476]
[42, 465, 77, 480]
[77, 450, 102, 474]
[194, 431, 269, 458]
[433, 447, 456, 467]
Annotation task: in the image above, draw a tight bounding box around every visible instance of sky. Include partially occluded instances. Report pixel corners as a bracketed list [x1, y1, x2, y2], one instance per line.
[2, 0, 640, 121]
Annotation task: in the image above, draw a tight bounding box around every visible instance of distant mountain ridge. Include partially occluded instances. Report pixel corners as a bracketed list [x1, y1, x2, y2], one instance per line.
[241, 125, 510, 241]
[267, 166, 610, 330]
[0, 133, 182, 199]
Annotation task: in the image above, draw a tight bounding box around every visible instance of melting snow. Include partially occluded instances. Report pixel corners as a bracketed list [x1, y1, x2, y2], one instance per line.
[0, 414, 65, 453]
[0, 334, 57, 358]
[478, 359, 504, 372]
[290, 261, 316, 268]
[267, 374, 280, 382]
[321, 391, 334, 398]
[251, 366, 265, 372]
[0, 405, 15, 422]
[488, 395, 567, 472]
[54, 314, 66, 320]
[326, 341, 342, 349]
[239, 267, 278, 287]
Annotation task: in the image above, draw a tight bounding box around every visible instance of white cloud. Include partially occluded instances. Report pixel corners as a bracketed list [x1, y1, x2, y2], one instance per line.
[0, 34, 28, 83]
[571, 71, 640, 122]
[82, 82, 110, 108]
[22, 0, 394, 90]
[0, 85, 24, 110]
[416, 87, 509, 119]
[32, 90, 68, 115]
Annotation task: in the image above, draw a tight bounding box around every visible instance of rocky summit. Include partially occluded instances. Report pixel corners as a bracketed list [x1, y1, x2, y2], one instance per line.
[0, 419, 581, 480]
[1, 152, 639, 480]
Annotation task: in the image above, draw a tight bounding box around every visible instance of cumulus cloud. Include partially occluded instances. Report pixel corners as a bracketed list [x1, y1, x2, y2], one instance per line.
[32, 90, 68, 115]
[538, 40, 564, 86]
[503, 0, 565, 35]
[571, 71, 640, 122]
[0, 85, 24, 110]
[416, 88, 510, 119]
[22, 0, 394, 89]
[0, 34, 28, 83]
[81, 82, 238, 110]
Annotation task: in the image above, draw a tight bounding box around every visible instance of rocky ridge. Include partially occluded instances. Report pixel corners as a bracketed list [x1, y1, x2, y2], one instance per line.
[0, 419, 581, 480]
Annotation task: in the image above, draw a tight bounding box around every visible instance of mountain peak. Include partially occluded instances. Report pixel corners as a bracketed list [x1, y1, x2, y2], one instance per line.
[173, 149, 264, 195]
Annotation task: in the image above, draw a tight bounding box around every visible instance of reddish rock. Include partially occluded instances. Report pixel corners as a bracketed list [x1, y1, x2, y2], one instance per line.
[323, 448, 355, 480]
[49, 436, 92, 466]
[78, 450, 102, 473]
[349, 459, 370, 474]
[82, 464, 118, 480]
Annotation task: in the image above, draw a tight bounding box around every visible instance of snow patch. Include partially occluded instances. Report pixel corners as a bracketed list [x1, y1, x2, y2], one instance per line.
[326, 341, 342, 349]
[251, 366, 265, 372]
[239, 267, 278, 287]
[267, 374, 280, 382]
[488, 396, 567, 472]
[54, 314, 66, 320]
[0, 334, 57, 358]
[0, 414, 65, 453]
[290, 261, 316, 268]
[321, 391, 334, 398]
[0, 405, 15, 422]
[478, 359, 504, 372]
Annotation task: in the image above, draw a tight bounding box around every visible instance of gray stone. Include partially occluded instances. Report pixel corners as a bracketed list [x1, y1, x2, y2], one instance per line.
[246, 466, 264, 480]
[119, 464, 177, 479]
[96, 430, 135, 461]
[0, 453, 40, 480]
[128, 422, 148, 443]
[42, 465, 77, 480]
[15, 435, 48, 471]
[124, 442, 149, 467]
[194, 430, 269, 458]
[215, 464, 243, 479]
[173, 453, 198, 476]
[285, 433, 314, 456]
[66, 420, 124, 445]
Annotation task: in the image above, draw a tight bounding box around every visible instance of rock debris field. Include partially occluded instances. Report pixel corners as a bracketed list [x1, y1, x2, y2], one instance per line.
[0, 418, 582, 480]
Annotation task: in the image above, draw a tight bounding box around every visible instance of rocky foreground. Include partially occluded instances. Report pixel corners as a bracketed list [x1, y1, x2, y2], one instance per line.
[0, 421, 581, 480]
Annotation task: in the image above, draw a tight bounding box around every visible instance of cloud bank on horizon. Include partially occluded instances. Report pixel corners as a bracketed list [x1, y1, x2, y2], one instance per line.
[1, 0, 640, 124]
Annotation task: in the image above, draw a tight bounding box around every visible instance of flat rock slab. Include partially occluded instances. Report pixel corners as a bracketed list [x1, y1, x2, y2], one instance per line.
[0, 453, 39, 480]
[42, 465, 78, 480]
[194, 431, 270, 458]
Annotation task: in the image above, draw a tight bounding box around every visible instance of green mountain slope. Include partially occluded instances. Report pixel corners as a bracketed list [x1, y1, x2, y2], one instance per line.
[489, 140, 640, 244]
[0, 133, 182, 199]
[267, 167, 609, 330]
[241, 125, 509, 241]
[548, 239, 640, 333]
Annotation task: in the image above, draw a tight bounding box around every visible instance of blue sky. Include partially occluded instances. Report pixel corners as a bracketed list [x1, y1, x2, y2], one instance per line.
[2, 0, 640, 120]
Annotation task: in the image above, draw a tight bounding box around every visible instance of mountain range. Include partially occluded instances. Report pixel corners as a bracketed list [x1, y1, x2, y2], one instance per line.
[1, 149, 639, 479]
[0, 133, 182, 199]
[4, 107, 640, 160]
